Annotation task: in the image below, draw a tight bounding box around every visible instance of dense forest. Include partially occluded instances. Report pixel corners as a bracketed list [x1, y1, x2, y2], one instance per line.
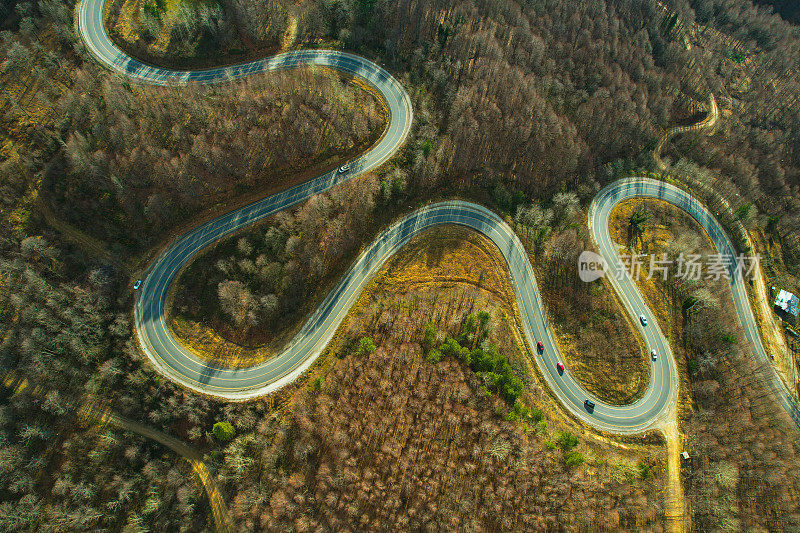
[172, 175, 383, 348]
[1, 0, 800, 529]
[608, 199, 800, 529]
[753, 0, 800, 24]
[377, 0, 800, 274]
[203, 225, 665, 530]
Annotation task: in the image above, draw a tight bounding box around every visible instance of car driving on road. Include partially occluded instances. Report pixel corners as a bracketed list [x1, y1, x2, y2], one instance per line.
[584, 399, 595, 411]
[537, 341, 544, 352]
[651, 349, 657, 361]
[556, 362, 565, 374]
[639, 314, 648, 326]
[338, 164, 350, 173]
[133, 280, 141, 290]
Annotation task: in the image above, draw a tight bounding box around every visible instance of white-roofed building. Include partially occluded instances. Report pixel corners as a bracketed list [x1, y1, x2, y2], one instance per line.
[774, 289, 799, 323]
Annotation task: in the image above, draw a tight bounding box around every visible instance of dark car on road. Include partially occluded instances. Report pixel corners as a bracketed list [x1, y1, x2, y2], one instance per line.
[584, 399, 595, 411]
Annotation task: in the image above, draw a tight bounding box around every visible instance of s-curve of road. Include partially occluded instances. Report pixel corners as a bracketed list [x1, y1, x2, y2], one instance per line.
[78, 0, 800, 433]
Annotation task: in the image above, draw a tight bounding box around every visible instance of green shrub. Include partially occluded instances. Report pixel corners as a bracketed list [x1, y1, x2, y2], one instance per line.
[428, 312, 529, 413]
[511, 399, 530, 420]
[724, 49, 746, 63]
[212, 421, 235, 442]
[423, 322, 437, 350]
[500, 375, 524, 404]
[458, 310, 491, 346]
[564, 450, 585, 468]
[356, 337, 376, 356]
[143, 0, 166, 17]
[556, 431, 578, 452]
[426, 348, 443, 363]
[439, 336, 462, 358]
[638, 460, 651, 479]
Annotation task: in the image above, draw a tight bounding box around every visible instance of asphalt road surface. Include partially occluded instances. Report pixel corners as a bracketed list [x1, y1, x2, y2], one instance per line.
[591, 178, 800, 430]
[78, 0, 799, 432]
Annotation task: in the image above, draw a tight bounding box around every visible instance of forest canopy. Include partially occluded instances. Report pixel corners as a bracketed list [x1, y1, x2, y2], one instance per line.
[1, 0, 800, 530]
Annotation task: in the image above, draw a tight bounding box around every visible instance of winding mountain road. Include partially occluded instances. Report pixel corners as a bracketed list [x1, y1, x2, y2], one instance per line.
[654, 92, 719, 170]
[77, 0, 799, 436]
[591, 179, 800, 430]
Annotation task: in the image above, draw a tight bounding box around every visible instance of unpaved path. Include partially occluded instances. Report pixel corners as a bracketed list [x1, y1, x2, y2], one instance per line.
[3, 373, 234, 533]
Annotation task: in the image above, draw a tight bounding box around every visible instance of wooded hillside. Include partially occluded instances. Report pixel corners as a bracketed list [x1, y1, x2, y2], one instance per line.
[1, 0, 799, 529]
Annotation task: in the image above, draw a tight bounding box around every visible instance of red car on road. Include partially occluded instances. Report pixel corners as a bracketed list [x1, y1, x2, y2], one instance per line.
[557, 362, 565, 373]
[537, 341, 544, 352]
